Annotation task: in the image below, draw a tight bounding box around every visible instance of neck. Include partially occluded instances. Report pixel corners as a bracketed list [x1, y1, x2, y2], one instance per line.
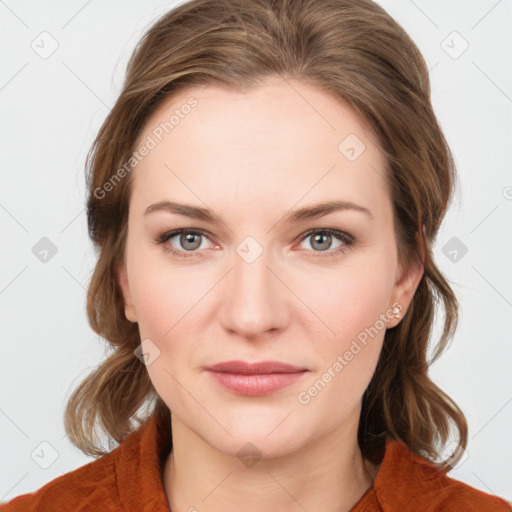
[163, 413, 378, 512]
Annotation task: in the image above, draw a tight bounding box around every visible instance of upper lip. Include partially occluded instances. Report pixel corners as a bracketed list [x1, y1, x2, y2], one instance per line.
[205, 360, 307, 374]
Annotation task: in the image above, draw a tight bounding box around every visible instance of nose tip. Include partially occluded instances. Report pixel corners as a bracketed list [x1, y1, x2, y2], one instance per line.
[218, 243, 289, 340]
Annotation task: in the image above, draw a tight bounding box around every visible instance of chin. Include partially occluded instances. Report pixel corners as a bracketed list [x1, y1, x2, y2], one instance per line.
[214, 435, 302, 464]
[203, 417, 310, 462]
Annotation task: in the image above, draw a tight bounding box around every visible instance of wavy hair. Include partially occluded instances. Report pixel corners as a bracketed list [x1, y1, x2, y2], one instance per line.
[64, 0, 467, 470]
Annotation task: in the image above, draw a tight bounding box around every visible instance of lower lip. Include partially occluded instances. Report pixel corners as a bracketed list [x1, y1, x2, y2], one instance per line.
[206, 370, 308, 396]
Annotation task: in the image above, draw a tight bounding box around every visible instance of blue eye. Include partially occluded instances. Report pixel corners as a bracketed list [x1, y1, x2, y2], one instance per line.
[155, 228, 355, 259]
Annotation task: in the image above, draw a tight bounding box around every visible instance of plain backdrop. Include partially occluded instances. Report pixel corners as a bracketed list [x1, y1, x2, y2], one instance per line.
[1, 0, 511, 503]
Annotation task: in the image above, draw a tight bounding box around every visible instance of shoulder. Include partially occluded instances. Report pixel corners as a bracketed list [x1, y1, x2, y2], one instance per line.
[0, 413, 170, 512]
[428, 472, 512, 511]
[0, 449, 119, 512]
[373, 438, 512, 512]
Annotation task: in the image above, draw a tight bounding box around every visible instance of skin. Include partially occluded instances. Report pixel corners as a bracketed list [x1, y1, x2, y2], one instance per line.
[117, 76, 424, 512]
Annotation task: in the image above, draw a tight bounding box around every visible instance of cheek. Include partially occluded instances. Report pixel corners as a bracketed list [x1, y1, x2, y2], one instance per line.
[129, 266, 203, 411]
[292, 256, 394, 400]
[128, 254, 211, 340]
[128, 262, 209, 406]
[297, 270, 390, 411]
[292, 258, 394, 342]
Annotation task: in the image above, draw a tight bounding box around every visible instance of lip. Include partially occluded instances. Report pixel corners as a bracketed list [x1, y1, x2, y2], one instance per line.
[204, 360, 308, 396]
[205, 360, 307, 374]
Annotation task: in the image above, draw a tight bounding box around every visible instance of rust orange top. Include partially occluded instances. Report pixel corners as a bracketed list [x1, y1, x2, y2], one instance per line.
[1, 412, 510, 511]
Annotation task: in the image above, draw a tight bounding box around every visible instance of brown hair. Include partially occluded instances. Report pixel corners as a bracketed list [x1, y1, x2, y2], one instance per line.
[64, 0, 467, 470]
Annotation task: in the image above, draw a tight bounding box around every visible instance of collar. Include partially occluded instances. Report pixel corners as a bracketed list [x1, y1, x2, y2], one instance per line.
[116, 409, 172, 511]
[365, 437, 510, 511]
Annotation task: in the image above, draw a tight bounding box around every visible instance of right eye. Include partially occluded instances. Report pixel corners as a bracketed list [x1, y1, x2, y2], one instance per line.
[156, 228, 215, 258]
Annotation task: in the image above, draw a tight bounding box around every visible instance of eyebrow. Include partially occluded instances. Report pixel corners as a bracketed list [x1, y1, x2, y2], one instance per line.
[143, 200, 374, 223]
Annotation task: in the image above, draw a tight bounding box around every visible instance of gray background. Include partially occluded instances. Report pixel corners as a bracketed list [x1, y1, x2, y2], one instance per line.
[1, 0, 511, 502]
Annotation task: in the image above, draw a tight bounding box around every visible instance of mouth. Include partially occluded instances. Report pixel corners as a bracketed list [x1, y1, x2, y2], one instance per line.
[205, 360, 307, 374]
[204, 360, 309, 396]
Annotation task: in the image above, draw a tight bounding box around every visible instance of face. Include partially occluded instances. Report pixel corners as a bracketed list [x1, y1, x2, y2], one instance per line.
[117, 77, 423, 459]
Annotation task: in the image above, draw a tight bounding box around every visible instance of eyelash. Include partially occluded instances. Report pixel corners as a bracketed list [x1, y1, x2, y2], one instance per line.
[154, 228, 355, 259]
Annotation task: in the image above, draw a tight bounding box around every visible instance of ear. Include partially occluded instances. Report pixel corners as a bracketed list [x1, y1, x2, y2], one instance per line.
[387, 230, 425, 328]
[116, 259, 138, 323]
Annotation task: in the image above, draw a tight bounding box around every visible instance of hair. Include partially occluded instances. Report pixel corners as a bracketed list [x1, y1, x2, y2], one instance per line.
[64, 0, 468, 470]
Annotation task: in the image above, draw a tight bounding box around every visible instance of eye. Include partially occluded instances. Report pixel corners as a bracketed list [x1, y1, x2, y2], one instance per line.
[155, 228, 355, 259]
[297, 229, 354, 257]
[156, 228, 214, 258]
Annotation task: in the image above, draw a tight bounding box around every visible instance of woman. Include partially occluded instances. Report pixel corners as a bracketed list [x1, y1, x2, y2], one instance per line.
[2, 0, 510, 510]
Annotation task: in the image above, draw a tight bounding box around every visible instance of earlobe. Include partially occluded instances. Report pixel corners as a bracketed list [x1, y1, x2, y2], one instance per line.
[116, 260, 138, 323]
[387, 259, 424, 328]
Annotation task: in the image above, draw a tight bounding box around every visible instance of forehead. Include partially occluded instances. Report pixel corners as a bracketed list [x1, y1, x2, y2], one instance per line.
[130, 78, 390, 218]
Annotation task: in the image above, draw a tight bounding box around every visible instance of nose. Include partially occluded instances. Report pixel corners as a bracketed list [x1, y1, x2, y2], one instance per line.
[218, 240, 290, 341]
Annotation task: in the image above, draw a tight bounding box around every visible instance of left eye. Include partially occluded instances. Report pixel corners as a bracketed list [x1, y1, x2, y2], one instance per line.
[296, 228, 354, 257]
